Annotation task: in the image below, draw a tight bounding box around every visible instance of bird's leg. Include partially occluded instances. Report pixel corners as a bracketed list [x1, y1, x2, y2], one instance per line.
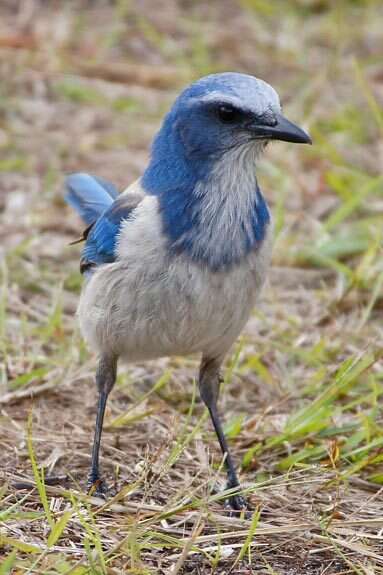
[87, 354, 117, 497]
[198, 356, 248, 512]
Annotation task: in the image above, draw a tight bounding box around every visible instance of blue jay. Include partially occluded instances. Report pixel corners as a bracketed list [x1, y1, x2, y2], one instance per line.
[65, 72, 311, 511]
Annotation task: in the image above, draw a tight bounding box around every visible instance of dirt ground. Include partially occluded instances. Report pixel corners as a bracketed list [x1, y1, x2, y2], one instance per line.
[1, 1, 383, 573]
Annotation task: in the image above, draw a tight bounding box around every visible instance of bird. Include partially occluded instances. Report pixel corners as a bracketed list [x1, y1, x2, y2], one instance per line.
[65, 72, 311, 511]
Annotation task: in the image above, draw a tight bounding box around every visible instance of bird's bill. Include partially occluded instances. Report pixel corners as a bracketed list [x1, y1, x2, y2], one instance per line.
[251, 113, 312, 144]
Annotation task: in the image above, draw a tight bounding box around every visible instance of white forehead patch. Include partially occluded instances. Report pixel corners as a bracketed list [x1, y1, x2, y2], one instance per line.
[192, 76, 281, 118]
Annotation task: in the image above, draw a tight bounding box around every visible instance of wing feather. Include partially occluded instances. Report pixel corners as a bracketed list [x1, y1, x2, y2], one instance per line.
[80, 188, 145, 273]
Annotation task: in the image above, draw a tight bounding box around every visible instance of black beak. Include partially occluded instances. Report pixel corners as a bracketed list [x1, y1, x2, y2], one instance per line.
[250, 113, 312, 145]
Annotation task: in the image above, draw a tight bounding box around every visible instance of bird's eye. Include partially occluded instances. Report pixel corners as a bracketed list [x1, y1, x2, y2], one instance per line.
[217, 104, 238, 123]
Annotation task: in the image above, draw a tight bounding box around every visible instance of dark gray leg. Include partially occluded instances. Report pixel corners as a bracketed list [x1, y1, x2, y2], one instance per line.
[87, 354, 117, 496]
[198, 356, 248, 511]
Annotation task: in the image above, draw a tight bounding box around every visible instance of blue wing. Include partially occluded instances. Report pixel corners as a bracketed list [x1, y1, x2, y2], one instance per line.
[65, 172, 145, 274]
[80, 190, 145, 273]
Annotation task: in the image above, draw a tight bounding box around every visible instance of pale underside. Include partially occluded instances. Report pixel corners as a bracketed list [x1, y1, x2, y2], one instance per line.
[78, 191, 273, 362]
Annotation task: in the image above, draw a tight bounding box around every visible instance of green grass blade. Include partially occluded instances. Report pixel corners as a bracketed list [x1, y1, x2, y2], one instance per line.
[27, 412, 53, 528]
[47, 510, 73, 547]
[236, 507, 261, 563]
[268, 351, 377, 450]
[0, 535, 41, 554]
[0, 549, 17, 574]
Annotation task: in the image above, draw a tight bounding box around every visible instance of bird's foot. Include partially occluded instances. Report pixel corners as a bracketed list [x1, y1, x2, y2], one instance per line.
[86, 474, 112, 499]
[224, 489, 252, 517]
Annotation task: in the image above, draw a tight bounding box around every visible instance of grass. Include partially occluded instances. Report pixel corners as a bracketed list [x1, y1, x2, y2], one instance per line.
[1, 0, 383, 572]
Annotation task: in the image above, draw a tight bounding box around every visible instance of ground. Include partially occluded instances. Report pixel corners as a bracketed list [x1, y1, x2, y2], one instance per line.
[1, 0, 383, 573]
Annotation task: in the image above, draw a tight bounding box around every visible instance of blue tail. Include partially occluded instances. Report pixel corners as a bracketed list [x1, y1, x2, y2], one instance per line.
[65, 173, 119, 225]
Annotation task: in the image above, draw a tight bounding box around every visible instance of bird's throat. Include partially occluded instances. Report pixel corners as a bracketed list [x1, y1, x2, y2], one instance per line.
[157, 144, 271, 270]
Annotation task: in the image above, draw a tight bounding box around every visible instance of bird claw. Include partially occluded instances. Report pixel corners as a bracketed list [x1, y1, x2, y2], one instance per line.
[224, 492, 252, 518]
[86, 475, 111, 499]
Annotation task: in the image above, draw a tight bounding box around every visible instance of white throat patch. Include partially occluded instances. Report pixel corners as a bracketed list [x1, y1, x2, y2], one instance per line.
[175, 141, 270, 269]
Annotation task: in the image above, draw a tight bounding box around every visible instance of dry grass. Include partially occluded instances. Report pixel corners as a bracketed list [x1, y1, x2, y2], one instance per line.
[1, 0, 383, 573]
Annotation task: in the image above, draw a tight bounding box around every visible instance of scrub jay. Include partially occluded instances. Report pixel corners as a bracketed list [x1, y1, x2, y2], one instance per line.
[65, 72, 311, 511]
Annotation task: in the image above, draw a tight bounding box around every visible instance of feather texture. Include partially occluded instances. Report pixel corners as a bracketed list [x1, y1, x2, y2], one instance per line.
[80, 183, 145, 272]
[65, 173, 118, 225]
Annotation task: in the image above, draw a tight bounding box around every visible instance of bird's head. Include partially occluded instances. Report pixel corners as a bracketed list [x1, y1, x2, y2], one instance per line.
[152, 73, 311, 171]
[143, 72, 311, 195]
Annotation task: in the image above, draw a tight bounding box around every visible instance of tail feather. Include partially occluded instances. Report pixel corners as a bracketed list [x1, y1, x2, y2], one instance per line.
[91, 176, 119, 200]
[65, 173, 118, 225]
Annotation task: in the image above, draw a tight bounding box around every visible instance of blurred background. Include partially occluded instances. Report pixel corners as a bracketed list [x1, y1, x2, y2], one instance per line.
[1, 1, 383, 572]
